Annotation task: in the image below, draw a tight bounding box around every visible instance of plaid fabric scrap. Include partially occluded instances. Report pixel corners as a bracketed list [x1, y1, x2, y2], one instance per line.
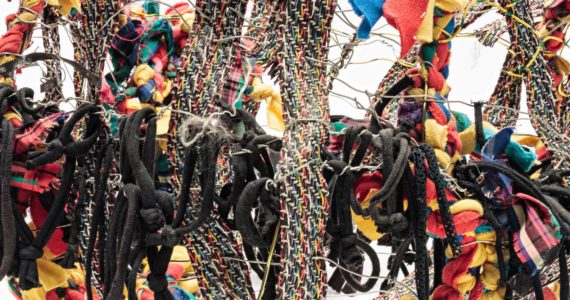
[223, 53, 247, 109]
[511, 193, 561, 275]
[14, 113, 61, 155]
[10, 161, 61, 193]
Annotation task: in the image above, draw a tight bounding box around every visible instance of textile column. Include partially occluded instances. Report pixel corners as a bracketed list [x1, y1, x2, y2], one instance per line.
[269, 0, 337, 298]
[498, 0, 570, 168]
[171, 0, 256, 298]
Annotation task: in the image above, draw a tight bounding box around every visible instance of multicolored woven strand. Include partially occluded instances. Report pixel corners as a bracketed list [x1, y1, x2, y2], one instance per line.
[170, 0, 256, 298]
[497, 0, 570, 168]
[262, 0, 337, 298]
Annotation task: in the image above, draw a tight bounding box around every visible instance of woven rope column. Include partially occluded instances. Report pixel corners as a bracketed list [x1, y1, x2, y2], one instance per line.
[267, 0, 337, 298]
[498, 0, 570, 168]
[171, 0, 255, 298]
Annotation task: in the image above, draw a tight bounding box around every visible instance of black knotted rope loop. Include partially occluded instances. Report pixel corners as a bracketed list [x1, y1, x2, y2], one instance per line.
[323, 125, 382, 293]
[13, 105, 101, 290]
[26, 104, 101, 170]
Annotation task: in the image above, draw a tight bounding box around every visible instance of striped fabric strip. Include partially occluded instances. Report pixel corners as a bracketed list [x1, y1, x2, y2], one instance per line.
[10, 162, 61, 193]
[512, 193, 561, 275]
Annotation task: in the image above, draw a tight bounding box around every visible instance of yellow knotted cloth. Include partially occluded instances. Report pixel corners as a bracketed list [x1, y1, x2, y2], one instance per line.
[248, 77, 286, 132]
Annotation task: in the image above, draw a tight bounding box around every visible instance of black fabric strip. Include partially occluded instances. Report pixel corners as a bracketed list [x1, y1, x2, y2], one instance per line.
[369, 75, 414, 134]
[0, 119, 16, 280]
[172, 147, 197, 228]
[104, 190, 126, 297]
[411, 147, 429, 300]
[174, 136, 221, 235]
[559, 244, 569, 300]
[422, 144, 461, 256]
[236, 178, 273, 248]
[86, 144, 113, 300]
[432, 238, 445, 292]
[473, 102, 485, 150]
[106, 184, 140, 300]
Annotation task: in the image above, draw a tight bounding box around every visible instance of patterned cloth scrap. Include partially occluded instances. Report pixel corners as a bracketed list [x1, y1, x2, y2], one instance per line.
[511, 193, 562, 276]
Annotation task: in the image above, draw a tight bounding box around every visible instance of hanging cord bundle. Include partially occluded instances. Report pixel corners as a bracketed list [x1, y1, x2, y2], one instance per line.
[64, 0, 125, 294]
[321, 126, 383, 295]
[166, 1, 286, 297]
[102, 107, 213, 300]
[7, 104, 102, 298]
[83, 2, 195, 296]
[371, 82, 464, 299]
[141, 120, 225, 300]
[0, 1, 111, 296]
[167, 0, 262, 297]
[374, 98, 570, 299]
[235, 174, 281, 300]
[105, 108, 158, 299]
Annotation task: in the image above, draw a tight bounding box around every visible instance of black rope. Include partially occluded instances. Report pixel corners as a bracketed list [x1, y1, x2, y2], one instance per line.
[15, 106, 101, 290]
[106, 184, 141, 300]
[0, 119, 16, 280]
[85, 143, 113, 300]
[235, 178, 281, 299]
[323, 126, 382, 293]
[410, 147, 429, 300]
[369, 75, 414, 134]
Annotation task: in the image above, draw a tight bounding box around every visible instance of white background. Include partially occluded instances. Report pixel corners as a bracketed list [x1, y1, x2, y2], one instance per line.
[0, 0, 551, 298]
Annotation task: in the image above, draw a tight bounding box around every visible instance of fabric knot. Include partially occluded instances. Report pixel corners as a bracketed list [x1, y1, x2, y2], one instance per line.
[389, 213, 408, 233]
[160, 225, 179, 247]
[26, 139, 66, 169]
[19, 245, 43, 260]
[373, 214, 391, 232]
[340, 235, 362, 266]
[147, 272, 169, 293]
[340, 235, 357, 250]
[18, 246, 43, 290]
[47, 139, 65, 153]
[140, 208, 163, 232]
